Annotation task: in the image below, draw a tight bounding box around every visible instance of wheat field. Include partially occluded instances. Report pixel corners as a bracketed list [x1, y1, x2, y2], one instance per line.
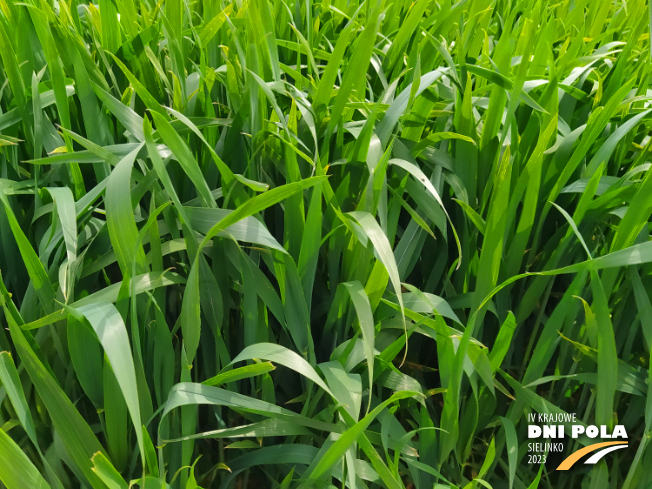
[1, 0, 652, 487]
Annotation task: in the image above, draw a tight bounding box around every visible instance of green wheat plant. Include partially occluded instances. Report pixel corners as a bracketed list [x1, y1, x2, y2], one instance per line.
[0, 0, 652, 487]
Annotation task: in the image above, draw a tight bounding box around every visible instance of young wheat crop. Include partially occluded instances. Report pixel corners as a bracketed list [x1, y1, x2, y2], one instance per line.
[0, 0, 651, 487]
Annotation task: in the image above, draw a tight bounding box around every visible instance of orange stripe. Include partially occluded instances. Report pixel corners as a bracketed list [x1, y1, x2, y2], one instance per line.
[556, 441, 627, 470]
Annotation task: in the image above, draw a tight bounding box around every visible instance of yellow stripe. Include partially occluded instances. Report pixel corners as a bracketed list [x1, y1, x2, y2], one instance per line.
[556, 441, 627, 470]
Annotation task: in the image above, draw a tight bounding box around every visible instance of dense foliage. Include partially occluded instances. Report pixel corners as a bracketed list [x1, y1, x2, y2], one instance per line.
[1, 0, 652, 487]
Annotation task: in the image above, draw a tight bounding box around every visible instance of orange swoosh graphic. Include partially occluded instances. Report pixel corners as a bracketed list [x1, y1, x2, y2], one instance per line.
[556, 441, 628, 470]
